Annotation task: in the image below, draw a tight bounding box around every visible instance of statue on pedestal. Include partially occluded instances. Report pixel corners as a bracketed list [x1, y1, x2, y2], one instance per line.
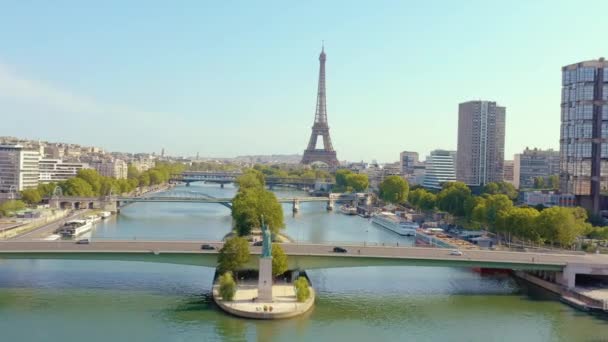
[257, 216, 273, 301]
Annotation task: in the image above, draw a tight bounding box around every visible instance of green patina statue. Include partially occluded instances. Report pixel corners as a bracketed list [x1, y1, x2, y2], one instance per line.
[261, 216, 272, 258]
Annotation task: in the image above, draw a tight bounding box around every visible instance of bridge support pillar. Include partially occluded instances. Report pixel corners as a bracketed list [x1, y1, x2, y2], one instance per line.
[48, 198, 60, 209]
[220, 183, 224, 189]
[293, 199, 300, 213]
[186, 182, 190, 187]
[326, 199, 334, 211]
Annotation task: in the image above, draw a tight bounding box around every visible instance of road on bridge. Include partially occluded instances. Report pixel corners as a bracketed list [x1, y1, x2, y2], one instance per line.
[1, 240, 607, 268]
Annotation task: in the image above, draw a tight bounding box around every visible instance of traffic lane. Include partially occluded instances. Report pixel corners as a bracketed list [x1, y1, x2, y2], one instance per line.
[2, 241, 603, 266]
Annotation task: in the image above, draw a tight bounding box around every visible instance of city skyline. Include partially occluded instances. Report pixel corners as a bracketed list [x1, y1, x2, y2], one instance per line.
[1, 1, 608, 161]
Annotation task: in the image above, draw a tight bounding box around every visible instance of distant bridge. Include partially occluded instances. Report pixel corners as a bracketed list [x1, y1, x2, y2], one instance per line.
[46, 192, 371, 213]
[172, 171, 334, 189]
[2, 240, 607, 289]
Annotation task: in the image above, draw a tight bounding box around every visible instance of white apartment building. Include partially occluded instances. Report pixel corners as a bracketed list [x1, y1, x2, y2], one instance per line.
[92, 159, 128, 179]
[0, 144, 40, 191]
[39, 159, 90, 183]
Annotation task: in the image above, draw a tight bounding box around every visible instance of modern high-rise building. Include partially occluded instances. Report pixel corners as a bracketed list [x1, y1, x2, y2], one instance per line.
[399, 151, 419, 175]
[456, 100, 506, 186]
[422, 150, 457, 189]
[514, 148, 560, 189]
[39, 159, 90, 183]
[0, 144, 40, 192]
[560, 58, 608, 213]
[503, 160, 515, 185]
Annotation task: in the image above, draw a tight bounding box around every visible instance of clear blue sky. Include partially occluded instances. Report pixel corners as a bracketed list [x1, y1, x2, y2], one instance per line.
[1, 1, 606, 162]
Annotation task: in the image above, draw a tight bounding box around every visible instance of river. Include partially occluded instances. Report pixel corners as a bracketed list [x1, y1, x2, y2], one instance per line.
[1, 183, 607, 341]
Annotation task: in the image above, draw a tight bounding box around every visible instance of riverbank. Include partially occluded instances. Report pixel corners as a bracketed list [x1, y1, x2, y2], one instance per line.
[514, 271, 608, 314]
[0, 209, 71, 240]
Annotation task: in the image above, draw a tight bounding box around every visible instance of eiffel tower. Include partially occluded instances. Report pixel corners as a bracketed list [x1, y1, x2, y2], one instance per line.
[301, 46, 339, 168]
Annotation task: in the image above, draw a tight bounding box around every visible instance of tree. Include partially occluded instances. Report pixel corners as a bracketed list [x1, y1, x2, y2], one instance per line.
[346, 173, 369, 192]
[474, 194, 513, 230]
[548, 175, 560, 190]
[232, 187, 285, 236]
[335, 169, 352, 189]
[148, 170, 163, 185]
[217, 236, 251, 274]
[294, 277, 311, 302]
[138, 173, 151, 187]
[236, 169, 265, 189]
[436, 182, 472, 217]
[20, 188, 42, 204]
[536, 206, 590, 247]
[218, 272, 237, 301]
[379, 176, 409, 204]
[496, 206, 541, 242]
[127, 165, 140, 179]
[271, 244, 288, 277]
[482, 182, 518, 200]
[76, 169, 103, 195]
[408, 188, 435, 211]
[0, 200, 26, 217]
[534, 177, 546, 189]
[62, 177, 94, 196]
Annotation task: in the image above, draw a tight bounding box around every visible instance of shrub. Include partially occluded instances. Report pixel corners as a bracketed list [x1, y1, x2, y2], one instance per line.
[218, 272, 237, 301]
[294, 276, 311, 302]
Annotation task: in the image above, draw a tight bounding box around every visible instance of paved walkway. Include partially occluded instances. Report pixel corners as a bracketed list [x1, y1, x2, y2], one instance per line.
[212, 281, 314, 319]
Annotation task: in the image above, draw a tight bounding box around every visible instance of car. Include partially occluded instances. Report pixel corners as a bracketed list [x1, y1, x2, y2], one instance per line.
[333, 246, 347, 253]
[449, 249, 463, 256]
[75, 239, 89, 245]
[200, 244, 215, 250]
[252, 240, 263, 246]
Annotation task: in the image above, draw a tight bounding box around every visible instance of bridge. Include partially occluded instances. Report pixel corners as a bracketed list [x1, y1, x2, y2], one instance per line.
[1, 240, 607, 290]
[173, 171, 334, 190]
[46, 192, 371, 213]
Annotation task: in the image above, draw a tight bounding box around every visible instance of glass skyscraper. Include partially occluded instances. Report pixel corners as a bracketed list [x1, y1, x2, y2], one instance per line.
[560, 58, 608, 213]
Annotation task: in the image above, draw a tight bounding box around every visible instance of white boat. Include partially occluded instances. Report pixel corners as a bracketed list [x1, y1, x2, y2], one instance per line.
[59, 220, 93, 238]
[99, 211, 112, 219]
[85, 215, 101, 224]
[339, 205, 357, 215]
[371, 212, 418, 236]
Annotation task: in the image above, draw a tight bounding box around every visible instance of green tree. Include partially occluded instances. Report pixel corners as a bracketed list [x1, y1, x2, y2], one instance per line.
[475, 194, 513, 230]
[496, 206, 541, 242]
[217, 236, 251, 274]
[436, 182, 472, 217]
[379, 175, 409, 204]
[127, 165, 141, 179]
[548, 175, 560, 190]
[483, 181, 518, 200]
[335, 169, 352, 189]
[408, 188, 435, 211]
[271, 244, 288, 277]
[76, 169, 103, 195]
[294, 277, 311, 302]
[534, 177, 546, 189]
[231, 187, 285, 236]
[235, 169, 265, 189]
[62, 177, 94, 196]
[138, 173, 151, 187]
[0, 200, 26, 216]
[346, 173, 369, 192]
[218, 272, 237, 301]
[148, 170, 163, 185]
[536, 206, 589, 247]
[20, 188, 42, 204]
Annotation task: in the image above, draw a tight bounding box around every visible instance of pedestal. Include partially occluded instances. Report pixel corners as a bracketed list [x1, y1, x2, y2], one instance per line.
[258, 257, 273, 301]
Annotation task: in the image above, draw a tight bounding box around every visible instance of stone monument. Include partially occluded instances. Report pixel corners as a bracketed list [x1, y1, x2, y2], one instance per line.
[257, 217, 273, 301]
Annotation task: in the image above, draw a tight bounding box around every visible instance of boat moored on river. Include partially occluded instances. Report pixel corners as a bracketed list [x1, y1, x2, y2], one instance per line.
[371, 212, 418, 236]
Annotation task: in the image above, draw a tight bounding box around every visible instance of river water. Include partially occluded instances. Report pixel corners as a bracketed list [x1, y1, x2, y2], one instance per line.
[1, 183, 607, 341]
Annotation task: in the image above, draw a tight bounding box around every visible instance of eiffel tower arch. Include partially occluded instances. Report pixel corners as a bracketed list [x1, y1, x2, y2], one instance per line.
[301, 46, 339, 168]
